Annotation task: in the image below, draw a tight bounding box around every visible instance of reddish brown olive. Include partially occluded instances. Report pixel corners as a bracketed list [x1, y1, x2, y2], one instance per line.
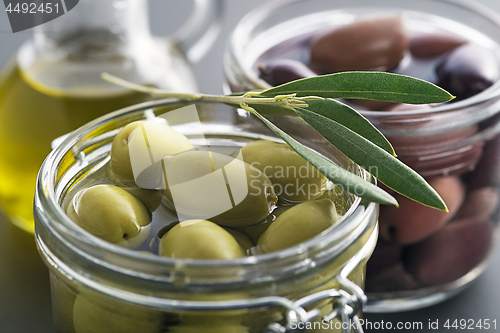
[365, 264, 421, 292]
[409, 32, 467, 58]
[310, 14, 408, 72]
[366, 239, 402, 277]
[453, 187, 500, 221]
[379, 176, 465, 244]
[405, 217, 493, 285]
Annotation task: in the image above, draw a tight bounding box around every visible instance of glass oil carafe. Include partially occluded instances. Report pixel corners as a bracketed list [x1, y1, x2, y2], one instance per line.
[0, 0, 223, 234]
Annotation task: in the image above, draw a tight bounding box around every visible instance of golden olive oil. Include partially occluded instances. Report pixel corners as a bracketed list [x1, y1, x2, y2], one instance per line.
[0, 62, 152, 233]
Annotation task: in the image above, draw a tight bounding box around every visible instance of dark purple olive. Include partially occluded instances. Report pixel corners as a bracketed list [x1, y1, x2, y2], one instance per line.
[436, 44, 499, 100]
[258, 59, 316, 86]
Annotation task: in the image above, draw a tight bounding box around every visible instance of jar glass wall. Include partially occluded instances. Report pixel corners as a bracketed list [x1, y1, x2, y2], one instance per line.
[223, 0, 500, 311]
[34, 100, 378, 332]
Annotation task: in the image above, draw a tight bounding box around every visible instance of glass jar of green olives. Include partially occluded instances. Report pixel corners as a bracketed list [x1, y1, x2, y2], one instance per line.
[34, 100, 378, 333]
[223, 0, 500, 312]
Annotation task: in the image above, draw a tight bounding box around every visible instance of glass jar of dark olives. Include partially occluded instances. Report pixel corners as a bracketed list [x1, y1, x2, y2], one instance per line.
[34, 100, 378, 333]
[224, 0, 500, 312]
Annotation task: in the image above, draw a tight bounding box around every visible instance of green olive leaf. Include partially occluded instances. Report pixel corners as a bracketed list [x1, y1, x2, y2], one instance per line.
[249, 106, 399, 207]
[294, 107, 447, 211]
[231, 98, 395, 155]
[101, 72, 451, 209]
[304, 99, 395, 156]
[258, 71, 455, 103]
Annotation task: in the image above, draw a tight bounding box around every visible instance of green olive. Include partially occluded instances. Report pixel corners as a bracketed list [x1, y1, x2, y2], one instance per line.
[109, 120, 193, 184]
[243, 206, 290, 244]
[159, 220, 246, 259]
[73, 292, 162, 333]
[224, 228, 254, 252]
[161, 150, 277, 227]
[258, 199, 339, 253]
[241, 140, 328, 202]
[66, 184, 151, 248]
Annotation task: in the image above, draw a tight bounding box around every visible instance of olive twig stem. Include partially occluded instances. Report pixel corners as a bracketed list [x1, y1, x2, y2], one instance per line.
[240, 103, 258, 116]
[101, 73, 324, 111]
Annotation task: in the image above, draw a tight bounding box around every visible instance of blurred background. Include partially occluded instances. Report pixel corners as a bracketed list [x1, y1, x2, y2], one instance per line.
[1, 0, 500, 332]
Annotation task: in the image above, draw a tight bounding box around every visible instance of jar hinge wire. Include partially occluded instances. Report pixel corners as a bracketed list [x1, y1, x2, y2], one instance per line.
[265, 227, 378, 333]
[264, 279, 365, 333]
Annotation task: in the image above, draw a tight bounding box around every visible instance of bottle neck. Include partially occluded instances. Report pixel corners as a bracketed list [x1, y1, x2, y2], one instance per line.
[33, 0, 150, 60]
[18, 0, 200, 93]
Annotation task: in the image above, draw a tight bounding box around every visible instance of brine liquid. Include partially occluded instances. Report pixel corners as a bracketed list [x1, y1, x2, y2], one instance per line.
[0, 63, 152, 233]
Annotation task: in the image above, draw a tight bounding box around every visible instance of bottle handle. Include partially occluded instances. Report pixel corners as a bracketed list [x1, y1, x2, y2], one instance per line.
[169, 0, 224, 64]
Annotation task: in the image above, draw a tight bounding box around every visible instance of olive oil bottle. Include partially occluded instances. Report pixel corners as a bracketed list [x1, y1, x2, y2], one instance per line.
[0, 0, 208, 234]
[0, 63, 154, 233]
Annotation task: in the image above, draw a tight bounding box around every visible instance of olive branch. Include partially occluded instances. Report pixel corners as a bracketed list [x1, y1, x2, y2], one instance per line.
[102, 72, 454, 211]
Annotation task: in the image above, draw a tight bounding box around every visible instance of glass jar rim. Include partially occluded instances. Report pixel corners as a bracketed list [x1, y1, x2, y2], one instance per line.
[35, 98, 377, 282]
[225, 0, 500, 118]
